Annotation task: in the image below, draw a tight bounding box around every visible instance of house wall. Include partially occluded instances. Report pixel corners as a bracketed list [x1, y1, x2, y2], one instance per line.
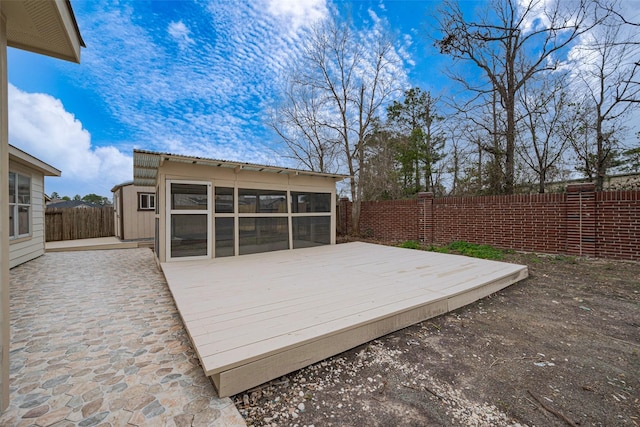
[113, 188, 122, 239]
[338, 184, 640, 261]
[156, 162, 339, 262]
[8, 160, 46, 268]
[116, 184, 154, 240]
[0, 11, 10, 410]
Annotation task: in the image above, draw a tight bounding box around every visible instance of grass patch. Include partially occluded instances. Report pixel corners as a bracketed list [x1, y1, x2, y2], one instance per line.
[446, 241, 504, 260]
[427, 244, 450, 254]
[553, 254, 577, 264]
[399, 240, 505, 260]
[422, 241, 504, 260]
[399, 240, 422, 250]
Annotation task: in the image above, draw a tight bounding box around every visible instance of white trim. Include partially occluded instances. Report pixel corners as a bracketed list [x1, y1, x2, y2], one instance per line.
[8, 171, 32, 240]
[165, 179, 212, 261]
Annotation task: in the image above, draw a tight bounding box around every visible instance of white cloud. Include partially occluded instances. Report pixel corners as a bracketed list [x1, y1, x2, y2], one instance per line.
[265, 0, 327, 31]
[8, 84, 132, 197]
[168, 20, 195, 48]
[43, 0, 411, 179]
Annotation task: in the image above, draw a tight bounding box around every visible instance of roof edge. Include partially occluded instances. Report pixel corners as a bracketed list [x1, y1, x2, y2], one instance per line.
[9, 145, 61, 177]
[133, 149, 350, 181]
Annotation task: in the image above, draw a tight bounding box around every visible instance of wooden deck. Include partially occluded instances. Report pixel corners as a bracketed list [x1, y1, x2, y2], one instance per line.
[45, 237, 139, 252]
[161, 242, 528, 397]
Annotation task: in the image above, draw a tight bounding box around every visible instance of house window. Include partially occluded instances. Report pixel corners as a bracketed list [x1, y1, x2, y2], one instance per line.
[138, 193, 156, 211]
[291, 192, 332, 248]
[168, 182, 210, 259]
[9, 172, 31, 239]
[291, 192, 331, 213]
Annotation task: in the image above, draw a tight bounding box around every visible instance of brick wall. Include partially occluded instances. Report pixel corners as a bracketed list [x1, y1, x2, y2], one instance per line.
[359, 199, 418, 240]
[595, 191, 640, 260]
[338, 184, 640, 261]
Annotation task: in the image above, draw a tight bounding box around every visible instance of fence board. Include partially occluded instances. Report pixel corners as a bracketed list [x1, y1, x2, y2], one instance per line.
[45, 207, 115, 241]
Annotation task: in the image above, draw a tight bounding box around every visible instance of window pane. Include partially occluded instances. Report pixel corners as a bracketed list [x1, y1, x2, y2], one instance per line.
[238, 189, 287, 213]
[293, 216, 331, 248]
[171, 214, 207, 257]
[18, 206, 30, 236]
[139, 193, 155, 210]
[215, 187, 234, 213]
[215, 217, 234, 257]
[8, 173, 15, 204]
[291, 192, 331, 213]
[9, 206, 14, 238]
[154, 218, 159, 256]
[18, 175, 30, 204]
[239, 217, 289, 255]
[171, 183, 207, 210]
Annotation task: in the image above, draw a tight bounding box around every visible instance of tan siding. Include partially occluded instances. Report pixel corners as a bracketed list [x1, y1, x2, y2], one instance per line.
[9, 164, 46, 268]
[157, 162, 339, 262]
[118, 184, 155, 240]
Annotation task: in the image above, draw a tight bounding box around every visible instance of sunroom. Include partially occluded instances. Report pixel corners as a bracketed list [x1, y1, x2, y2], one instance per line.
[132, 149, 347, 263]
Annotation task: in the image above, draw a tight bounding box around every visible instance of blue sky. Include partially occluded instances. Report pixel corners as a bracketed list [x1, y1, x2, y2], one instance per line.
[8, 0, 459, 198]
[8, 0, 638, 198]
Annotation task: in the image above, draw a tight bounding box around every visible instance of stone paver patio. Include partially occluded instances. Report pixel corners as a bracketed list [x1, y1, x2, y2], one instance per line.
[0, 248, 246, 427]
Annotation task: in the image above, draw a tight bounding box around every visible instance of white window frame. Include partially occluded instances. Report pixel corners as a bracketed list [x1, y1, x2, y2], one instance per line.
[165, 180, 212, 261]
[9, 171, 32, 240]
[138, 192, 156, 211]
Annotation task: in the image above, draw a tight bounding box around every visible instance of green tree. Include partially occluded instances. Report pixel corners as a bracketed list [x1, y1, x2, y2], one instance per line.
[82, 193, 109, 206]
[619, 144, 640, 173]
[386, 88, 446, 196]
[50, 191, 60, 199]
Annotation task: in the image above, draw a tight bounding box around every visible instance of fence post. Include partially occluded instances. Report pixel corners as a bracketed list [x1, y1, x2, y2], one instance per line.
[338, 197, 350, 236]
[417, 192, 434, 244]
[566, 183, 596, 257]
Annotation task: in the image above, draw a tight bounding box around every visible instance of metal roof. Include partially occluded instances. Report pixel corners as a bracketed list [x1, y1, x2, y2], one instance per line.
[133, 149, 349, 187]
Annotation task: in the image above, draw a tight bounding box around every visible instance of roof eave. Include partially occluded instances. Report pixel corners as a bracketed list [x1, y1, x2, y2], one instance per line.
[9, 145, 61, 177]
[5, 0, 85, 64]
[133, 149, 349, 185]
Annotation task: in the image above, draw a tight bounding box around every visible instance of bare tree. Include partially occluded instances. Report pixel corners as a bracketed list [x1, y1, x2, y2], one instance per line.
[517, 75, 572, 193]
[443, 117, 476, 195]
[269, 83, 340, 173]
[436, 0, 606, 194]
[273, 9, 405, 234]
[567, 7, 640, 190]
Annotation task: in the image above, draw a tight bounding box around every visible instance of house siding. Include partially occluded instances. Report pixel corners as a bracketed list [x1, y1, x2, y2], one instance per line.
[9, 162, 46, 268]
[156, 162, 339, 263]
[116, 184, 155, 240]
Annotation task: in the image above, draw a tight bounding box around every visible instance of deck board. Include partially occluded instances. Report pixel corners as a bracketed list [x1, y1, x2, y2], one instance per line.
[161, 242, 528, 397]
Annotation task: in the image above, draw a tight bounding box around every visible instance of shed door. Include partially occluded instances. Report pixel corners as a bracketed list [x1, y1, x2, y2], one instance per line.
[166, 180, 211, 260]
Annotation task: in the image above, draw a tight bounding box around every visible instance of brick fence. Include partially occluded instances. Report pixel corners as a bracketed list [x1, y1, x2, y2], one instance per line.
[337, 183, 640, 261]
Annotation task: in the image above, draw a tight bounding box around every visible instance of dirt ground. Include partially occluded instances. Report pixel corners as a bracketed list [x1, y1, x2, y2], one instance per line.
[233, 249, 640, 426]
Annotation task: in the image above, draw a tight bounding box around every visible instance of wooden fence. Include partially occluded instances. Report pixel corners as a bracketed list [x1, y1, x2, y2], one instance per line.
[45, 207, 115, 242]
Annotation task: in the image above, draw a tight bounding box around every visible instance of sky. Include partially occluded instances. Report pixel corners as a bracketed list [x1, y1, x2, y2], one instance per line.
[7, 0, 639, 198]
[8, 0, 459, 198]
